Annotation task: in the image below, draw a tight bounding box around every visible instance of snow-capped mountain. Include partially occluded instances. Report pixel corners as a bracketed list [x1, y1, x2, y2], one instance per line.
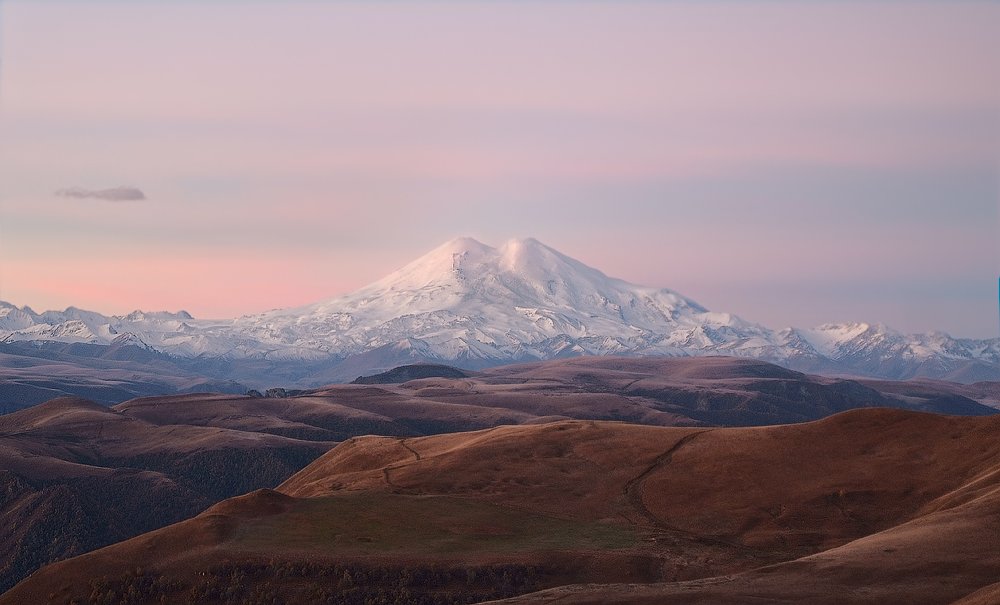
[231, 237, 771, 362]
[2, 237, 998, 383]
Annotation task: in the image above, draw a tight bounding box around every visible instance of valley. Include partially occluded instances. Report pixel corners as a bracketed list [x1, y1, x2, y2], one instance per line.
[5, 408, 1000, 604]
[0, 356, 997, 600]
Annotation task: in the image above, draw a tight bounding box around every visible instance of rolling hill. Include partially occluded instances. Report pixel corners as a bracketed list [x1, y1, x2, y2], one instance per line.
[1, 356, 995, 596]
[6, 408, 1000, 604]
[0, 397, 331, 592]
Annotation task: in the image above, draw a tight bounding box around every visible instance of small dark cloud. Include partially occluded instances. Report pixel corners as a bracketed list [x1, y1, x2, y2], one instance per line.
[55, 186, 147, 201]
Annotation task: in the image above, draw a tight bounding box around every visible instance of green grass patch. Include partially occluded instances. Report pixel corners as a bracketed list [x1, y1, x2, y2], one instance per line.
[230, 492, 636, 555]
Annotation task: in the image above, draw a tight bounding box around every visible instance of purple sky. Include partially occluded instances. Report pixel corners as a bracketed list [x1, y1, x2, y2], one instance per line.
[0, 1, 997, 337]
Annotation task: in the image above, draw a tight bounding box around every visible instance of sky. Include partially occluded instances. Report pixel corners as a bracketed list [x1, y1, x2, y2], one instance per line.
[0, 1, 997, 338]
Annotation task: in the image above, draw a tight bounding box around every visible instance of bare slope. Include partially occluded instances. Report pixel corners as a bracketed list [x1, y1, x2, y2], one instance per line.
[0, 397, 330, 592]
[1, 356, 994, 598]
[115, 357, 996, 434]
[8, 409, 1000, 604]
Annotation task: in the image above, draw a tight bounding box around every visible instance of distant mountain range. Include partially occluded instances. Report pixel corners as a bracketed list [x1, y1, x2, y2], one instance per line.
[2, 237, 998, 385]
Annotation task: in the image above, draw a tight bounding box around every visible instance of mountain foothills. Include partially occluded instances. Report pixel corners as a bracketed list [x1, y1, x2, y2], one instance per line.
[6, 408, 1000, 605]
[2, 238, 998, 392]
[0, 339, 246, 413]
[0, 396, 331, 593]
[1, 356, 995, 593]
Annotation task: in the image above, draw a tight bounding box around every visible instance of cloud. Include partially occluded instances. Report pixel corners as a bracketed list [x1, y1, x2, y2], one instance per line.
[55, 186, 147, 201]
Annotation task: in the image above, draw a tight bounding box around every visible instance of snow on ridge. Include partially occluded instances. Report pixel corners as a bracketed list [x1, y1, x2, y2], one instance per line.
[0, 237, 997, 380]
[229, 236, 730, 359]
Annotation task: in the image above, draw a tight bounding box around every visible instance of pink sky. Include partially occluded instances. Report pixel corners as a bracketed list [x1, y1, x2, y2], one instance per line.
[0, 2, 997, 336]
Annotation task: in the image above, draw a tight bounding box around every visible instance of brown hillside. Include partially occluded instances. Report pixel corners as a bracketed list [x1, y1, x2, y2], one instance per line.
[0, 397, 331, 593]
[116, 357, 998, 439]
[6, 408, 1000, 604]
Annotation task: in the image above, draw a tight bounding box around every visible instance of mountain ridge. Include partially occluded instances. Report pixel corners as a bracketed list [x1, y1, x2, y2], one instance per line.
[2, 237, 998, 384]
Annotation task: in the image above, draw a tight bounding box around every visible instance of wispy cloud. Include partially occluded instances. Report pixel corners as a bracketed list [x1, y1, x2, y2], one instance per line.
[55, 186, 147, 201]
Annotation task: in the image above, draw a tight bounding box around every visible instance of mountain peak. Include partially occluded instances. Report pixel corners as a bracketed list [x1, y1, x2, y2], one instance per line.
[425, 236, 554, 259]
[435, 236, 495, 256]
[498, 237, 551, 265]
[384, 236, 612, 297]
[268, 235, 719, 364]
[499, 236, 543, 249]
[496, 237, 624, 293]
[367, 237, 497, 293]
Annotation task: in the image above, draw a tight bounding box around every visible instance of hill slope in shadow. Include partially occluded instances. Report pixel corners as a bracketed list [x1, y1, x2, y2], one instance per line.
[7, 408, 1000, 605]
